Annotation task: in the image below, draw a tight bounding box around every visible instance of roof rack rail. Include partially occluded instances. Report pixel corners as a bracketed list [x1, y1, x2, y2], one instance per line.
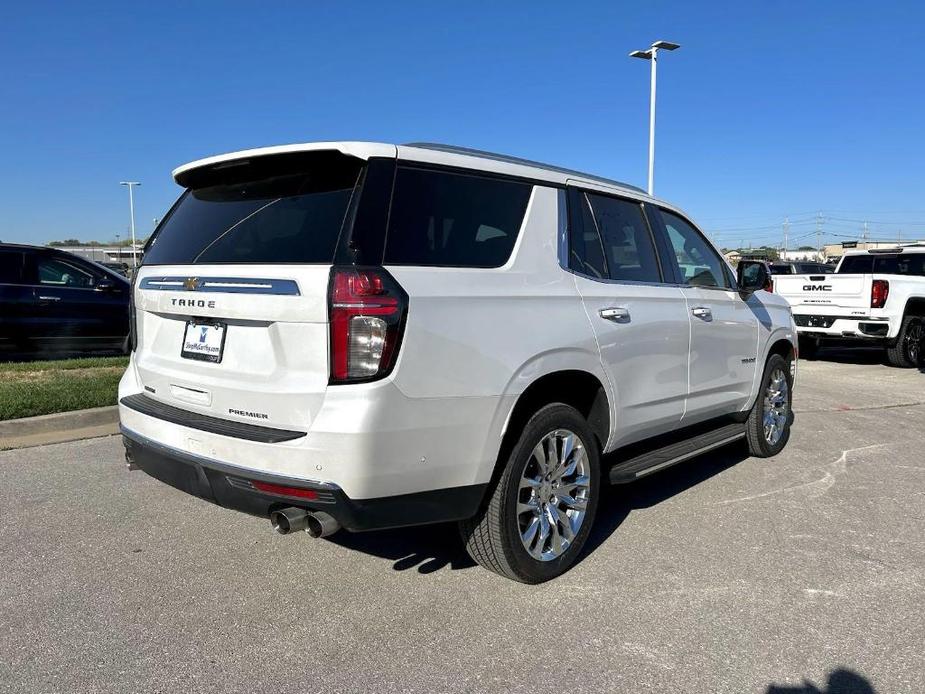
[403, 142, 647, 195]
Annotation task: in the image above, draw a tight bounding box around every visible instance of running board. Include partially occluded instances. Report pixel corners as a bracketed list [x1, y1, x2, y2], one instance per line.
[608, 422, 746, 484]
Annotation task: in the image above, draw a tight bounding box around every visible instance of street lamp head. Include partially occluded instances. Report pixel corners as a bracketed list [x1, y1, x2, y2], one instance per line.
[652, 40, 680, 51]
[629, 49, 652, 59]
[119, 181, 141, 186]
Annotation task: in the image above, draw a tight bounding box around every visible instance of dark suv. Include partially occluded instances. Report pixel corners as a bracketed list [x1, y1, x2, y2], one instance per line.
[0, 244, 130, 356]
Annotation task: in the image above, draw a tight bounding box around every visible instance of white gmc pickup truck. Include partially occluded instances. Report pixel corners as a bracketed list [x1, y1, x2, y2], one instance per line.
[776, 246, 925, 366]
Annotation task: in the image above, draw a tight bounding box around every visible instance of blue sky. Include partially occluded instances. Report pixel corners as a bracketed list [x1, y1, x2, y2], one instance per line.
[2, 1, 924, 249]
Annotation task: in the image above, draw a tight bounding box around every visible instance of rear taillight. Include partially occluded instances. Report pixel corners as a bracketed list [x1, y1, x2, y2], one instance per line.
[871, 279, 890, 308]
[328, 267, 408, 383]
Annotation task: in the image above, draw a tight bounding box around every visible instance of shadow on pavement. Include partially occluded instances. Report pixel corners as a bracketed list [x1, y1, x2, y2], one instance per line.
[331, 440, 754, 576]
[328, 521, 477, 574]
[802, 345, 886, 366]
[766, 667, 876, 693]
[575, 439, 751, 567]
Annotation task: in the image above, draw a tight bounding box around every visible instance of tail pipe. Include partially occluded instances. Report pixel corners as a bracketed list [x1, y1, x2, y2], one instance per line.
[305, 510, 339, 538]
[270, 507, 340, 538]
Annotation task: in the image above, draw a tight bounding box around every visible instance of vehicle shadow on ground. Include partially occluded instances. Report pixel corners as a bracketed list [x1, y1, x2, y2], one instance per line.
[330, 440, 756, 577]
[328, 521, 477, 574]
[765, 667, 876, 693]
[804, 346, 886, 366]
[575, 440, 752, 568]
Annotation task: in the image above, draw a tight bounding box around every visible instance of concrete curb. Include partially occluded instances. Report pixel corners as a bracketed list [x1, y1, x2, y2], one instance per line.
[0, 406, 120, 450]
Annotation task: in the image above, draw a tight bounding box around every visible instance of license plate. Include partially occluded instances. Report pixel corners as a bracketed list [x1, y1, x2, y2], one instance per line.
[181, 321, 226, 363]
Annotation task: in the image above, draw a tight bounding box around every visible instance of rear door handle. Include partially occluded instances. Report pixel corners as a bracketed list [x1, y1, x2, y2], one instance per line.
[599, 307, 630, 322]
[691, 306, 712, 320]
[38, 295, 61, 302]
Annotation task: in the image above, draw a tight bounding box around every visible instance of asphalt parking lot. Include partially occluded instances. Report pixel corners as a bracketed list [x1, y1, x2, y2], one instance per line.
[2, 350, 923, 693]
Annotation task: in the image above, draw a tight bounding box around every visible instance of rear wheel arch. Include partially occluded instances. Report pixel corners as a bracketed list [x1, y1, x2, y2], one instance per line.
[901, 297, 925, 318]
[492, 370, 609, 484]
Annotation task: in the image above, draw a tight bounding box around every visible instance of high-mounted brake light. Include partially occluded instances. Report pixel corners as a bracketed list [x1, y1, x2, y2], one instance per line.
[871, 279, 889, 308]
[328, 267, 408, 383]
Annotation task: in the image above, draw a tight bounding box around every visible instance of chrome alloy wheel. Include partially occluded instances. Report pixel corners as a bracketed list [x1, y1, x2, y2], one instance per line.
[517, 429, 591, 562]
[763, 367, 790, 446]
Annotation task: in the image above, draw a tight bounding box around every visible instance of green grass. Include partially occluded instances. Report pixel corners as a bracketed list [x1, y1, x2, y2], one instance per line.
[0, 356, 129, 420]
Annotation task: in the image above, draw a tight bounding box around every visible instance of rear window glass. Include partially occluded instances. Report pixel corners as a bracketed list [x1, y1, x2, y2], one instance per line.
[0, 250, 26, 284]
[770, 264, 792, 275]
[870, 253, 925, 276]
[384, 167, 532, 267]
[144, 154, 362, 265]
[837, 255, 874, 273]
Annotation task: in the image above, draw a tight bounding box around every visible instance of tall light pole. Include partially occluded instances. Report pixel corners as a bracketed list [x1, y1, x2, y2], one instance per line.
[629, 40, 680, 196]
[120, 181, 141, 268]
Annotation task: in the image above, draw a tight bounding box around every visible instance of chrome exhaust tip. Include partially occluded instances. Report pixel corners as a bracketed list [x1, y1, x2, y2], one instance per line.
[269, 507, 309, 535]
[305, 511, 340, 538]
[124, 445, 140, 471]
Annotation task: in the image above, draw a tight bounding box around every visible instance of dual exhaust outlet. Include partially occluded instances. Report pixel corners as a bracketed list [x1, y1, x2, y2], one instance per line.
[270, 507, 340, 538]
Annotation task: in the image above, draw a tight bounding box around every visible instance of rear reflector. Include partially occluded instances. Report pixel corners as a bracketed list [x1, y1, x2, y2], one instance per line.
[871, 279, 889, 308]
[251, 480, 319, 500]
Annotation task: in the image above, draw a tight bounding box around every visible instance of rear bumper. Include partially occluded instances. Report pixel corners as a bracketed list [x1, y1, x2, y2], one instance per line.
[792, 313, 895, 340]
[122, 427, 487, 532]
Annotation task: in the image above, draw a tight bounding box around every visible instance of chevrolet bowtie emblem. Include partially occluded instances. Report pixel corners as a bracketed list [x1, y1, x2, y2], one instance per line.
[184, 277, 201, 291]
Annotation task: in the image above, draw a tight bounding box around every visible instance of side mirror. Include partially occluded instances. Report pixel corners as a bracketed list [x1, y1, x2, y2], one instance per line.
[95, 279, 116, 292]
[737, 260, 770, 294]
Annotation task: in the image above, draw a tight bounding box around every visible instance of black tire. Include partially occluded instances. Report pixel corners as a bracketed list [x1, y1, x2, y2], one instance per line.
[746, 353, 793, 458]
[798, 335, 820, 361]
[885, 315, 923, 368]
[459, 403, 601, 583]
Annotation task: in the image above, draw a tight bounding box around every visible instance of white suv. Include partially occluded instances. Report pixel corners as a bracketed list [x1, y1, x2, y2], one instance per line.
[120, 142, 797, 582]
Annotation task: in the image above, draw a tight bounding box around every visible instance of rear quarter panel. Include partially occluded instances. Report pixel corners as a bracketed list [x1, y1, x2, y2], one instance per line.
[385, 186, 608, 487]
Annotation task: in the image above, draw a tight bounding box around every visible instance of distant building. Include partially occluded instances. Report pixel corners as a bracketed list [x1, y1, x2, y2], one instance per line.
[724, 250, 742, 265]
[822, 240, 925, 262]
[780, 249, 823, 262]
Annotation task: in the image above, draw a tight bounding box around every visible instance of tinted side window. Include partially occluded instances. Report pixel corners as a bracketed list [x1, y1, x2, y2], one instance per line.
[873, 253, 925, 276]
[0, 250, 26, 284]
[384, 167, 532, 268]
[586, 194, 660, 283]
[660, 210, 731, 288]
[568, 193, 607, 279]
[38, 255, 103, 288]
[837, 255, 873, 273]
